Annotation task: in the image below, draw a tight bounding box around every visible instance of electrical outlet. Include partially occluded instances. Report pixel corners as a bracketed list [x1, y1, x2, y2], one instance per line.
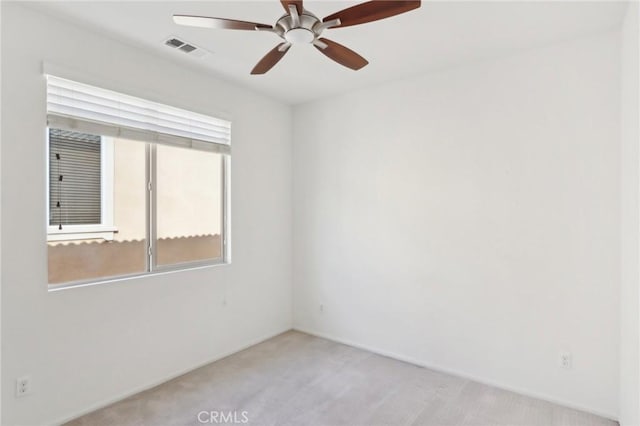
[16, 375, 31, 397]
[559, 352, 572, 370]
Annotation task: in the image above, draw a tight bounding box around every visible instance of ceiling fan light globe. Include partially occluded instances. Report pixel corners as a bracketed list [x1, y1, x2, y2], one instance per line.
[284, 28, 314, 44]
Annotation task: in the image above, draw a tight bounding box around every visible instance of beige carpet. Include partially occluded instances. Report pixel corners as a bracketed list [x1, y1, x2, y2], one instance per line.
[66, 331, 617, 426]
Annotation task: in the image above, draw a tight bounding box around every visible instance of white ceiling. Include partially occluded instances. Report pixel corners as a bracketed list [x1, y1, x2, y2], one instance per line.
[29, 1, 628, 105]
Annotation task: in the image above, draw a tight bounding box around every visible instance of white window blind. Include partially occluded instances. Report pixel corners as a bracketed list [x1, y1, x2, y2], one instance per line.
[46, 75, 231, 154]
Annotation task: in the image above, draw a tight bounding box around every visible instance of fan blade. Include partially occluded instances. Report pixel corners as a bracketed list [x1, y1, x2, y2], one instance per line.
[313, 38, 368, 70]
[281, 0, 303, 15]
[251, 43, 291, 74]
[323, 1, 420, 28]
[173, 15, 272, 30]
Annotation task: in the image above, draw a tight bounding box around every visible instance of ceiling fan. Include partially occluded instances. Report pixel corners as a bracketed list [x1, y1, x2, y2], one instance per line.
[173, 0, 421, 74]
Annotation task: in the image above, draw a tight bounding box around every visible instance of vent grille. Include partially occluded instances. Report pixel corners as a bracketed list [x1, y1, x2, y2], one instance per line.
[179, 44, 197, 53]
[163, 36, 208, 58]
[165, 38, 185, 48]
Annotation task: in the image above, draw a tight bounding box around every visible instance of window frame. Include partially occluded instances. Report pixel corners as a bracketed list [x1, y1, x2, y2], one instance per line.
[46, 130, 116, 242]
[45, 74, 232, 290]
[148, 143, 229, 274]
[47, 136, 231, 290]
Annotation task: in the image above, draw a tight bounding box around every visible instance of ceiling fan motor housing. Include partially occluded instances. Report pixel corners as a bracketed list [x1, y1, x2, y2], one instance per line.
[276, 11, 320, 44]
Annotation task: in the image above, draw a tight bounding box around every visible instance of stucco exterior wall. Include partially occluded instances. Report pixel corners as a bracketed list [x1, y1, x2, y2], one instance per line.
[112, 139, 223, 242]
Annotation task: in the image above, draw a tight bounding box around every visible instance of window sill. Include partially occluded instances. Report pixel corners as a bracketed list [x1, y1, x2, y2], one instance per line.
[47, 259, 230, 292]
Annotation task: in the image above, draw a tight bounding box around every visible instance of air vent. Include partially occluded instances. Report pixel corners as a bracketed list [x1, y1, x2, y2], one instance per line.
[163, 36, 209, 58]
[165, 38, 185, 48]
[179, 44, 197, 53]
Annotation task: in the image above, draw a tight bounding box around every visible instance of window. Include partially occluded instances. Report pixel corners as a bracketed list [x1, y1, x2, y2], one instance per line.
[47, 129, 116, 242]
[46, 75, 231, 287]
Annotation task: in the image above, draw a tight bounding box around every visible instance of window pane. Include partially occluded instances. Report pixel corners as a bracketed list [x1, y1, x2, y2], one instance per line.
[156, 144, 223, 266]
[49, 129, 101, 226]
[48, 137, 147, 284]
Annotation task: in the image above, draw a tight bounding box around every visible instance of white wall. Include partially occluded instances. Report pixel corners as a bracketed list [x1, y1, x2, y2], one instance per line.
[0, 3, 292, 425]
[620, 2, 640, 425]
[293, 32, 621, 418]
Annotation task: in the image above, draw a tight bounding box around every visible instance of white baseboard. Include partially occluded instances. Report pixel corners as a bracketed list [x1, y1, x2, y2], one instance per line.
[51, 327, 292, 426]
[293, 326, 618, 422]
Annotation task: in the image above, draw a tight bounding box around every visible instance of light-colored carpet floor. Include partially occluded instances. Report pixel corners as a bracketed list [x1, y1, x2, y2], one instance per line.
[66, 331, 617, 426]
